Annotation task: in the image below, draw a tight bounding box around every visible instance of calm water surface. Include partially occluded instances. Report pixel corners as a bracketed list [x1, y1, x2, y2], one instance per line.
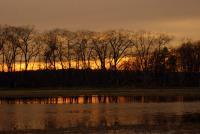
[0, 95, 200, 134]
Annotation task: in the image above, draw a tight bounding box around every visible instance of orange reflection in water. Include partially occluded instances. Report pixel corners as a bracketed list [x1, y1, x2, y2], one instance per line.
[0, 101, 200, 133]
[1, 95, 200, 104]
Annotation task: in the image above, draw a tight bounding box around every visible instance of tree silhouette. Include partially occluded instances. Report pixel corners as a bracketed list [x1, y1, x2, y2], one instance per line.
[2, 26, 20, 72]
[91, 32, 109, 70]
[106, 30, 133, 70]
[17, 26, 40, 71]
[43, 31, 59, 70]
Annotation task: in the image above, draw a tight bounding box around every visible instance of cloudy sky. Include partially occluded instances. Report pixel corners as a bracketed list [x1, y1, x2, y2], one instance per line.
[0, 0, 200, 40]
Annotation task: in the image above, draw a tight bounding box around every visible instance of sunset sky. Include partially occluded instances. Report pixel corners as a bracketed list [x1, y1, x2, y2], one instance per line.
[0, 0, 200, 40]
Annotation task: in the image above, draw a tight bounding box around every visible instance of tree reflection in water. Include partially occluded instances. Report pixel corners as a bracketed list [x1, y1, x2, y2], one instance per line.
[1, 95, 200, 104]
[0, 96, 200, 133]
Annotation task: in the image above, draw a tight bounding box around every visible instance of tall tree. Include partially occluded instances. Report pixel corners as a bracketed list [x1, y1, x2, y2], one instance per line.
[73, 31, 94, 69]
[177, 41, 200, 72]
[62, 30, 75, 69]
[91, 32, 109, 70]
[106, 30, 132, 70]
[132, 32, 171, 72]
[43, 31, 59, 70]
[0, 26, 6, 72]
[3, 26, 20, 72]
[17, 26, 40, 71]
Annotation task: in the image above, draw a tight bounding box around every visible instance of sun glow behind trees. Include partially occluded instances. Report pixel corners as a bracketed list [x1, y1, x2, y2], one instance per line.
[0, 25, 199, 73]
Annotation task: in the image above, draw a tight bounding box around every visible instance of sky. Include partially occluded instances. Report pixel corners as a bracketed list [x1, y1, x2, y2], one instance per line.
[0, 0, 200, 40]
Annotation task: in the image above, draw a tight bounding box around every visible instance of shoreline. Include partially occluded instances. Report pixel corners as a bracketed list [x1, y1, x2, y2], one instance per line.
[0, 88, 199, 97]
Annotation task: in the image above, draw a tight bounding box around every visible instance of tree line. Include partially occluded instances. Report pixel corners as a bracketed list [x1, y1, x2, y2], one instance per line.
[0, 25, 199, 73]
[0, 25, 199, 88]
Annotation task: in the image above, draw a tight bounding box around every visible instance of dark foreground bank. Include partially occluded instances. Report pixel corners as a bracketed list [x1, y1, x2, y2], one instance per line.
[0, 70, 199, 88]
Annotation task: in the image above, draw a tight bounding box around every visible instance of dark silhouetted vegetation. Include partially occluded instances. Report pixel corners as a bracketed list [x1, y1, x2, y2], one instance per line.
[0, 25, 199, 88]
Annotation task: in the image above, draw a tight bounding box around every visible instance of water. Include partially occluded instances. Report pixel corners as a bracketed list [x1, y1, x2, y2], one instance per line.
[0, 95, 200, 134]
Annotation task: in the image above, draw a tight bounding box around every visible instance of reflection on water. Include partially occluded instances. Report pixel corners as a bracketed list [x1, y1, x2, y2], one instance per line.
[0, 95, 200, 133]
[1, 95, 200, 104]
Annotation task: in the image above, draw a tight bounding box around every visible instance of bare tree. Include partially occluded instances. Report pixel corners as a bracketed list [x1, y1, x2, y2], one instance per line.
[0, 26, 6, 72]
[32, 33, 46, 70]
[148, 34, 172, 73]
[132, 31, 172, 72]
[42, 31, 59, 70]
[62, 30, 75, 69]
[131, 31, 155, 71]
[91, 32, 109, 70]
[105, 30, 132, 70]
[73, 31, 94, 69]
[17, 26, 40, 71]
[2, 26, 20, 72]
[149, 47, 169, 73]
[50, 29, 68, 70]
[43, 29, 76, 70]
[42, 29, 74, 70]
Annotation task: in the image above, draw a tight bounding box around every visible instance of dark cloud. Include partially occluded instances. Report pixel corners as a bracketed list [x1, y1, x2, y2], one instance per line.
[0, 0, 200, 39]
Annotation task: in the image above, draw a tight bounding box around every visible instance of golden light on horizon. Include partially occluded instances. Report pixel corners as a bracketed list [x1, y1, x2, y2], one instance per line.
[0, 57, 132, 72]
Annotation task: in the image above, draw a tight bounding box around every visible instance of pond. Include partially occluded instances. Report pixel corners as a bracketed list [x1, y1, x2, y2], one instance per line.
[0, 95, 200, 134]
